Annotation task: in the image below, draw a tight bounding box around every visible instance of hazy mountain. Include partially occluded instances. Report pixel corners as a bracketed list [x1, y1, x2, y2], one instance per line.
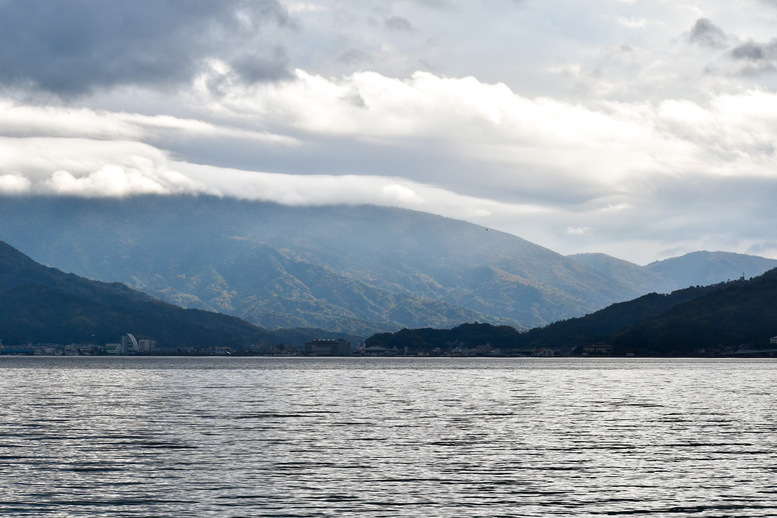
[367, 269, 777, 356]
[365, 282, 731, 355]
[0, 241, 278, 349]
[3, 195, 774, 337]
[505, 266, 777, 356]
[644, 251, 777, 288]
[568, 253, 673, 294]
[0, 195, 638, 334]
[146, 242, 493, 336]
[569, 251, 777, 293]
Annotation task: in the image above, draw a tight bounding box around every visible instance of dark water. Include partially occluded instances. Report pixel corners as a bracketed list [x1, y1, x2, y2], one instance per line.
[1, 357, 776, 517]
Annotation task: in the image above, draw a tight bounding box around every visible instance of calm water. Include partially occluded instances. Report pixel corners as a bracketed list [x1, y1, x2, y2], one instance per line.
[1, 357, 776, 517]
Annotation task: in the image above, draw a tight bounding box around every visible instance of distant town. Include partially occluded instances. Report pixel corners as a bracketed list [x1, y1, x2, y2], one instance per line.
[0, 335, 379, 357]
[2, 334, 777, 358]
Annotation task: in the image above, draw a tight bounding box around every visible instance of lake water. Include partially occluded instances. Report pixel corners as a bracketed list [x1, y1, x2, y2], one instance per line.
[1, 357, 776, 517]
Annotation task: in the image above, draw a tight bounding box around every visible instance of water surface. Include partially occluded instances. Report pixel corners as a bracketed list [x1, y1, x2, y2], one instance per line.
[1, 357, 776, 516]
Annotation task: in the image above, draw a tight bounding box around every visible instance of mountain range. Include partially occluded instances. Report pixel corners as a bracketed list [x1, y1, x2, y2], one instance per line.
[5, 234, 775, 356]
[569, 251, 777, 294]
[368, 267, 777, 356]
[1, 195, 775, 337]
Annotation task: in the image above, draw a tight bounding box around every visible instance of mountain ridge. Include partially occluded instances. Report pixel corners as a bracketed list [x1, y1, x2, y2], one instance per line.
[568, 251, 777, 294]
[0, 195, 630, 334]
[0, 240, 352, 349]
[365, 268, 777, 356]
[2, 194, 776, 335]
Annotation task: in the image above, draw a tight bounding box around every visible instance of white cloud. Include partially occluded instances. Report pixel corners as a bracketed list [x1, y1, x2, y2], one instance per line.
[0, 100, 141, 140]
[2, 1, 777, 263]
[44, 166, 169, 197]
[202, 69, 777, 191]
[381, 183, 425, 203]
[176, 161, 548, 221]
[566, 226, 593, 236]
[3, 66, 777, 263]
[285, 2, 328, 14]
[0, 134, 204, 198]
[617, 17, 651, 29]
[0, 174, 31, 194]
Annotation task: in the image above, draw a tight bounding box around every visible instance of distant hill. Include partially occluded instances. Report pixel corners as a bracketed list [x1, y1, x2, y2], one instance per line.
[644, 251, 777, 288]
[515, 282, 735, 352]
[569, 251, 777, 294]
[568, 253, 673, 294]
[146, 241, 495, 336]
[0, 241, 332, 349]
[612, 268, 777, 355]
[3, 195, 775, 336]
[365, 282, 733, 355]
[0, 195, 640, 334]
[366, 269, 777, 356]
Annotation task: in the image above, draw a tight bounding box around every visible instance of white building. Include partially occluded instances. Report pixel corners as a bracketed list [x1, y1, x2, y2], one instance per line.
[121, 333, 140, 354]
[138, 338, 156, 353]
[106, 334, 156, 355]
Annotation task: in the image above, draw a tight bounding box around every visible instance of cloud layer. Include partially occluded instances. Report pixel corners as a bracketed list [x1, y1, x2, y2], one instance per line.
[0, 0, 293, 94]
[2, 0, 777, 263]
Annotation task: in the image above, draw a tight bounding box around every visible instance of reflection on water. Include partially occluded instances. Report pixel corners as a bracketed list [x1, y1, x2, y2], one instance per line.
[1, 357, 776, 516]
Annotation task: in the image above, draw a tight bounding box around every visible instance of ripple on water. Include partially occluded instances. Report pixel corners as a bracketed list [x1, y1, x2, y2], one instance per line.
[1, 356, 777, 516]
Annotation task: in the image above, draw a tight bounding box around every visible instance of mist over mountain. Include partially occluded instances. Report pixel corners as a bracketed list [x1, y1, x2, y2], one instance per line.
[644, 251, 777, 288]
[2, 195, 775, 337]
[569, 251, 777, 294]
[567, 253, 673, 294]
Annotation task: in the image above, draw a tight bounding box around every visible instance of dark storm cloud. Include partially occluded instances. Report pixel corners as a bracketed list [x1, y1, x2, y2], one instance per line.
[687, 18, 728, 48]
[0, 0, 292, 95]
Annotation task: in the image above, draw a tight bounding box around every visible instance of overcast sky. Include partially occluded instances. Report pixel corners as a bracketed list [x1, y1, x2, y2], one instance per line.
[2, 0, 777, 263]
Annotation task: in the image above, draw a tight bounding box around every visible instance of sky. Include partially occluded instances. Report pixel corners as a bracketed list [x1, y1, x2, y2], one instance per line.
[1, 0, 777, 264]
